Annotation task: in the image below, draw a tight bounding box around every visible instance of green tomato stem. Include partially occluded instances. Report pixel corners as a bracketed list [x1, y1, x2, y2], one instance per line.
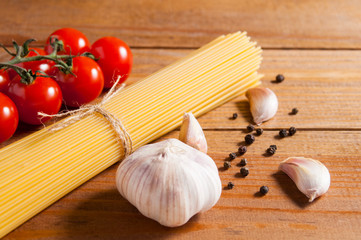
[0, 38, 94, 83]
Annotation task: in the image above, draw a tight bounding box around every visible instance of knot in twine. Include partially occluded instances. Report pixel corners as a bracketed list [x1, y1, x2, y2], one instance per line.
[38, 76, 133, 157]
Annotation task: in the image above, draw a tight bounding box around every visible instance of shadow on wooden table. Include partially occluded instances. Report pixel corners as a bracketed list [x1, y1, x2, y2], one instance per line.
[272, 171, 319, 209]
[63, 188, 202, 239]
[235, 100, 252, 125]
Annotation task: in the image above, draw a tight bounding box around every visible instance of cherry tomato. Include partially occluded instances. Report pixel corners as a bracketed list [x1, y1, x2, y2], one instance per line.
[56, 56, 104, 107]
[0, 92, 19, 143]
[20, 48, 55, 76]
[90, 37, 132, 89]
[0, 69, 10, 92]
[44, 28, 91, 55]
[7, 47, 56, 80]
[5, 76, 62, 125]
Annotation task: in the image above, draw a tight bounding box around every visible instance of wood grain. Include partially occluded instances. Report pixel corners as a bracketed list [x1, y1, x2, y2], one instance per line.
[127, 48, 361, 129]
[4, 130, 361, 240]
[2, 48, 361, 150]
[1, 0, 361, 49]
[1, 0, 361, 238]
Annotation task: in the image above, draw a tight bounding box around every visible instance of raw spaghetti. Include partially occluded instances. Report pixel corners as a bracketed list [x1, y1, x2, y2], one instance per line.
[0, 31, 262, 237]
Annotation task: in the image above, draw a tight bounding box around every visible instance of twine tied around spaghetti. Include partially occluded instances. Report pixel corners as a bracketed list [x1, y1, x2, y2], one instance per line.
[38, 76, 133, 157]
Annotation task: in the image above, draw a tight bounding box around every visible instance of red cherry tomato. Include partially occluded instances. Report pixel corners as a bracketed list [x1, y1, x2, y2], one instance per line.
[90, 37, 132, 89]
[5, 76, 62, 125]
[20, 48, 56, 76]
[7, 47, 56, 80]
[44, 28, 91, 55]
[0, 69, 10, 92]
[0, 93, 18, 143]
[56, 56, 104, 107]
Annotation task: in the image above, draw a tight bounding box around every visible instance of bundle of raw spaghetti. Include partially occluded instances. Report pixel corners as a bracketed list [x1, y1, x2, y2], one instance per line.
[0, 31, 262, 237]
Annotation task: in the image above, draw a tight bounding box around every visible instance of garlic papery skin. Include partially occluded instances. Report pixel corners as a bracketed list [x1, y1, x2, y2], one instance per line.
[279, 157, 331, 202]
[116, 138, 221, 227]
[245, 87, 278, 125]
[179, 112, 207, 153]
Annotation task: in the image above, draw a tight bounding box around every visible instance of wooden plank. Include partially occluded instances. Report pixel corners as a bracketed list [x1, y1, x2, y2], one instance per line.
[2, 48, 361, 148]
[125, 48, 361, 129]
[1, 0, 361, 49]
[92, 48, 361, 129]
[4, 130, 361, 239]
[201, 49, 361, 129]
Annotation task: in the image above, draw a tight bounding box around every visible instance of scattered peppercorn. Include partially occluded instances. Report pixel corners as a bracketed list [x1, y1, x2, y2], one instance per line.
[238, 145, 247, 155]
[270, 144, 277, 150]
[260, 186, 269, 195]
[256, 128, 263, 136]
[245, 134, 255, 144]
[291, 108, 298, 115]
[279, 129, 288, 138]
[232, 113, 238, 119]
[240, 158, 247, 166]
[275, 74, 285, 83]
[229, 152, 237, 160]
[227, 182, 235, 189]
[267, 147, 276, 155]
[247, 124, 255, 132]
[224, 161, 231, 169]
[289, 126, 297, 136]
[240, 167, 249, 177]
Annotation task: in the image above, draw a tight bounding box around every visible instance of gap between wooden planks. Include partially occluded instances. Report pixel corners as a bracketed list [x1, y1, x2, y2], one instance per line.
[4, 130, 361, 240]
[1, 0, 361, 49]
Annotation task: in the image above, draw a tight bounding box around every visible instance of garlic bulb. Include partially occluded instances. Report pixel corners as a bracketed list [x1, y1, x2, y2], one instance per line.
[116, 138, 222, 227]
[246, 87, 278, 125]
[179, 112, 207, 153]
[279, 157, 330, 202]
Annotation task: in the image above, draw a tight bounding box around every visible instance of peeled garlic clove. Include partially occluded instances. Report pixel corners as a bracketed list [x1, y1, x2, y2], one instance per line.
[116, 138, 221, 227]
[179, 112, 207, 153]
[279, 157, 331, 202]
[246, 87, 278, 125]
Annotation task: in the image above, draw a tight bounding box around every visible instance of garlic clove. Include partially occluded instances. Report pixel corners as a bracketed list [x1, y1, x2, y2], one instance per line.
[116, 138, 221, 227]
[279, 157, 331, 202]
[179, 112, 207, 153]
[245, 87, 278, 125]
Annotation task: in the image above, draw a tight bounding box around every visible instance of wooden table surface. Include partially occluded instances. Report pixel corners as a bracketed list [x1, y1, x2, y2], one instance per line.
[1, 0, 361, 239]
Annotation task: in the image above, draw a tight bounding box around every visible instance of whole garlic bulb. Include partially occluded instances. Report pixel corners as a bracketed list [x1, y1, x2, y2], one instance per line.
[116, 138, 222, 227]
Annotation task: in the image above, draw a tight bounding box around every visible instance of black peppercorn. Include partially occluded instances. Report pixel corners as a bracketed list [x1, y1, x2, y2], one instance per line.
[238, 145, 247, 155]
[245, 134, 255, 144]
[247, 124, 255, 132]
[289, 126, 297, 136]
[232, 113, 238, 119]
[291, 108, 298, 115]
[229, 152, 237, 160]
[256, 128, 263, 136]
[270, 145, 277, 150]
[267, 147, 276, 155]
[240, 167, 249, 177]
[260, 186, 269, 195]
[279, 129, 288, 138]
[275, 74, 285, 83]
[227, 182, 234, 189]
[224, 161, 231, 169]
[239, 158, 247, 166]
